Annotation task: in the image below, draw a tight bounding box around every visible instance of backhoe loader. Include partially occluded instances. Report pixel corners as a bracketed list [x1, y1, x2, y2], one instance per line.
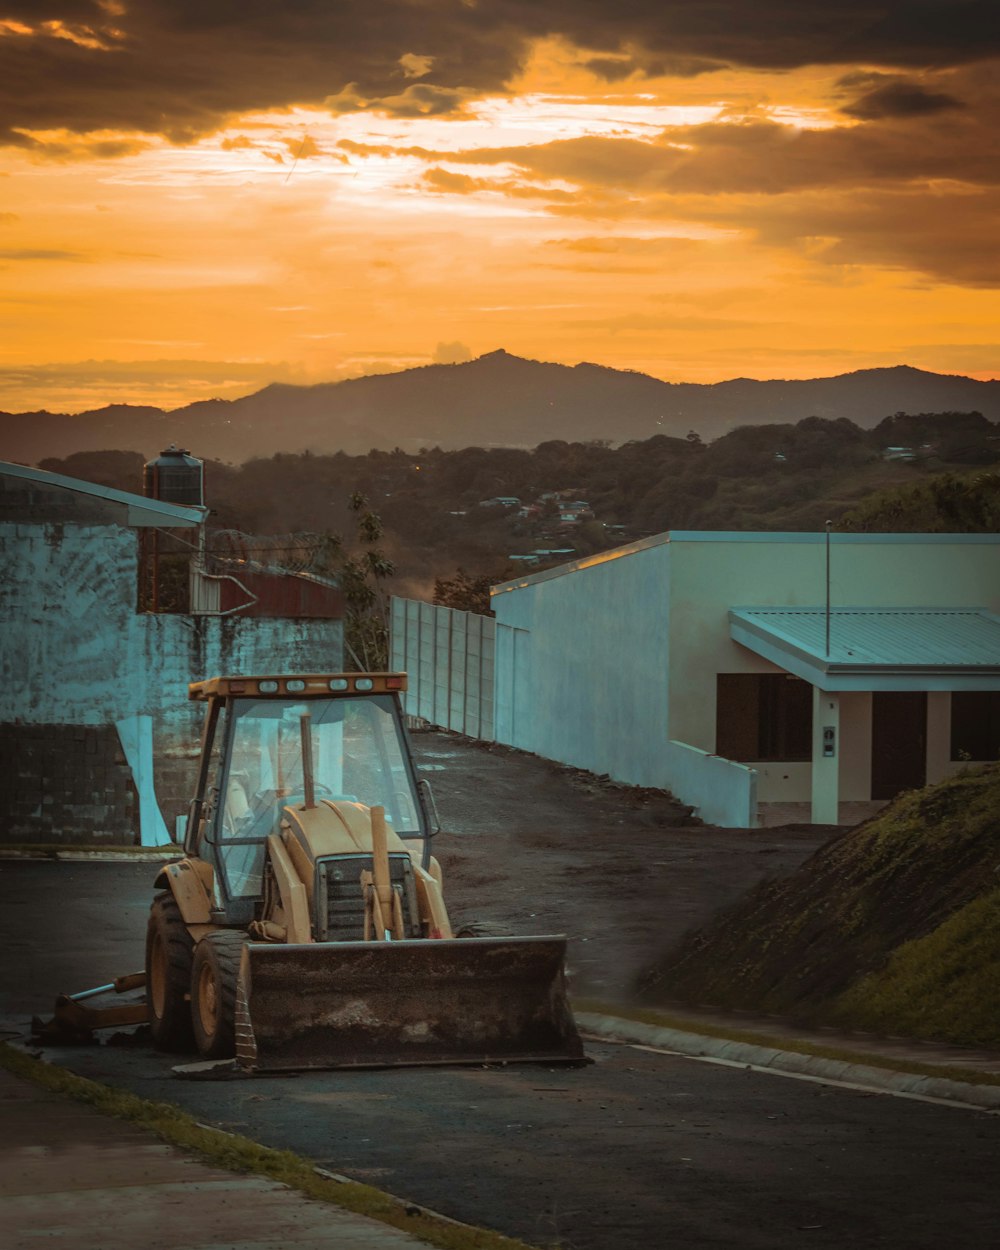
[132, 672, 581, 1070]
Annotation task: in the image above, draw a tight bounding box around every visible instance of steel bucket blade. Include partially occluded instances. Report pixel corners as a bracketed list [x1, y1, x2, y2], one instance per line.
[235, 936, 584, 1071]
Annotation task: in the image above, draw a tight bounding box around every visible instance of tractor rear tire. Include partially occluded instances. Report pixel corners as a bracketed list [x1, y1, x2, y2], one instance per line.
[191, 931, 245, 1060]
[146, 892, 195, 1052]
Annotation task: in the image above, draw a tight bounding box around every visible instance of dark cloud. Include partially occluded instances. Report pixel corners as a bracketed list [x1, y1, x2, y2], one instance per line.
[403, 99, 1000, 285]
[426, 85, 1000, 195]
[0, 247, 91, 260]
[422, 166, 576, 202]
[743, 187, 1000, 286]
[2, 3, 1000, 149]
[843, 80, 964, 118]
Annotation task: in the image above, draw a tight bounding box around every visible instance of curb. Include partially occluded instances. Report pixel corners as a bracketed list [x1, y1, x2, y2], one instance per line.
[0, 1043, 538, 1250]
[575, 1012, 1000, 1113]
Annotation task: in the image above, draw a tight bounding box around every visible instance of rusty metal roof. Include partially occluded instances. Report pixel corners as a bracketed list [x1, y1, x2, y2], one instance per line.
[729, 606, 1000, 691]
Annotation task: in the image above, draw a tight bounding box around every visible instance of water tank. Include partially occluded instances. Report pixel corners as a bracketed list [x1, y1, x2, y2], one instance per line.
[143, 445, 204, 507]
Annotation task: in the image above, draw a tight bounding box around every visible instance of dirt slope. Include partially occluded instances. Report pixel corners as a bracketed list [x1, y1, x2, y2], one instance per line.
[640, 764, 1000, 1045]
[411, 731, 829, 1003]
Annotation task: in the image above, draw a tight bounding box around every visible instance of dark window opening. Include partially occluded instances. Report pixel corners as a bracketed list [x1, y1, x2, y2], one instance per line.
[716, 673, 812, 762]
[951, 691, 1000, 762]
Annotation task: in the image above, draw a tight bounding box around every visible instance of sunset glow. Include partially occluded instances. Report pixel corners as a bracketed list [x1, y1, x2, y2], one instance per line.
[1, 4, 998, 413]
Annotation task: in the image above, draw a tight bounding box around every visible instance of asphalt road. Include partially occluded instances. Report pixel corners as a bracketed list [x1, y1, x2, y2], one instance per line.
[2, 859, 999, 1250]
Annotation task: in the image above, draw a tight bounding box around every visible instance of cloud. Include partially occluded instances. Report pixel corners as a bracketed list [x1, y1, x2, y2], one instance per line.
[744, 186, 1000, 286]
[0, 247, 91, 261]
[421, 165, 577, 202]
[2, 3, 1000, 151]
[842, 80, 965, 119]
[0, 357, 307, 414]
[432, 340, 473, 364]
[399, 53, 434, 79]
[9, 129, 152, 160]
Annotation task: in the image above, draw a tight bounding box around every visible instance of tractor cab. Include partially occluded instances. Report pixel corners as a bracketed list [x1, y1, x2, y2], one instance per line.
[187, 674, 431, 923]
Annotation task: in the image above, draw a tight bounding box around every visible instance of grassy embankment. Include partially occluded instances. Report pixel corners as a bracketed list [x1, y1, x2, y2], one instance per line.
[641, 763, 1000, 1047]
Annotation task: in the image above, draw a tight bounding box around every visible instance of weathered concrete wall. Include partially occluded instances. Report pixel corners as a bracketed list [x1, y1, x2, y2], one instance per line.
[2, 521, 344, 841]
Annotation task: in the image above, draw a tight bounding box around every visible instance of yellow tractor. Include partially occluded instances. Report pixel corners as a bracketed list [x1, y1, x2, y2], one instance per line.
[139, 672, 582, 1070]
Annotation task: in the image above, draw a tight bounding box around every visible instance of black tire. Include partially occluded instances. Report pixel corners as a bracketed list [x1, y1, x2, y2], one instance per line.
[190, 931, 245, 1060]
[146, 892, 195, 1052]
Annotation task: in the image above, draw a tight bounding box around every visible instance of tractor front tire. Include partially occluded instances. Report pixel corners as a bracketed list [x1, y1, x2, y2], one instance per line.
[191, 931, 245, 1060]
[146, 892, 195, 1052]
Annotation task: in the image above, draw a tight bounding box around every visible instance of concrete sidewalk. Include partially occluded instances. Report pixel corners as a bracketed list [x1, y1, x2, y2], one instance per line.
[0, 1067, 435, 1250]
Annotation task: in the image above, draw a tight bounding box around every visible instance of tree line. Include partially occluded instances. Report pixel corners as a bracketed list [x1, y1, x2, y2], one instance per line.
[38, 408, 999, 617]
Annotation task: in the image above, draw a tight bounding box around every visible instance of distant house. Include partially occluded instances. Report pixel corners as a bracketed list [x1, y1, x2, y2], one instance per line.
[881, 446, 916, 462]
[559, 507, 594, 525]
[479, 496, 520, 508]
[1, 460, 343, 845]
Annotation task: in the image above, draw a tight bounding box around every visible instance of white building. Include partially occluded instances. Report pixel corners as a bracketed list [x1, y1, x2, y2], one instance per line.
[394, 530, 1000, 826]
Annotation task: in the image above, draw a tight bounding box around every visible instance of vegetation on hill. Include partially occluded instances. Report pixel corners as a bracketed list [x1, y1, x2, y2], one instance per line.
[37, 408, 998, 591]
[639, 764, 1000, 1046]
[841, 471, 1000, 532]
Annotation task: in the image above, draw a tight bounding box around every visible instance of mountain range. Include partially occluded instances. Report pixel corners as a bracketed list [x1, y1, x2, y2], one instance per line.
[3, 350, 998, 465]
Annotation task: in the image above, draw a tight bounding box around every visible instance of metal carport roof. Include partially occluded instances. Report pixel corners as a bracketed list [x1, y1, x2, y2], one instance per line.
[729, 606, 1000, 691]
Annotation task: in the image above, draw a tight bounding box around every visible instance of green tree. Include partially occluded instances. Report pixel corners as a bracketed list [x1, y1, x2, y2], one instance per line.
[433, 567, 510, 615]
[840, 472, 1000, 532]
[340, 492, 396, 671]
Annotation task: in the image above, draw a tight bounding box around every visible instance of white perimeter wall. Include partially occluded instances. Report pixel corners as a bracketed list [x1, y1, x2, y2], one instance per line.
[491, 542, 672, 788]
[390, 597, 495, 739]
[1, 524, 343, 744]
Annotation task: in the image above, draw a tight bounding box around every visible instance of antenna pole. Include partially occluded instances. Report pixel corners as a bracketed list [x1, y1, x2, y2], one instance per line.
[825, 520, 832, 660]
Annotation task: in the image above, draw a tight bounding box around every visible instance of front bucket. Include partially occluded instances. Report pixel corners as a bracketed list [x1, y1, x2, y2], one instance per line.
[235, 936, 584, 1071]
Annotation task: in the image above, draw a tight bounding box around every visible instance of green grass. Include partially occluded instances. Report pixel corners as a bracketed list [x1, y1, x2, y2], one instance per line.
[641, 764, 1000, 1047]
[0, 1043, 540, 1250]
[833, 887, 1000, 1046]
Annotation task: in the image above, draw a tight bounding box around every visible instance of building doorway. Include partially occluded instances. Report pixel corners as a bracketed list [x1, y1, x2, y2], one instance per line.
[871, 691, 927, 799]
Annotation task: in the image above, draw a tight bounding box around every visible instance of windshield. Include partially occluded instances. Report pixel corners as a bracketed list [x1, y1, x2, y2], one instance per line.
[219, 694, 425, 845]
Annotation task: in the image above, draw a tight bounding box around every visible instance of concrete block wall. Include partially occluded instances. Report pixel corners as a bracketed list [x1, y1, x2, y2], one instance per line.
[0, 724, 137, 844]
[390, 597, 496, 740]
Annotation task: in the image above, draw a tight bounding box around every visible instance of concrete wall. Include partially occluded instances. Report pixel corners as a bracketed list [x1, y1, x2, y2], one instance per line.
[2, 521, 343, 840]
[491, 541, 672, 788]
[390, 597, 495, 739]
[665, 740, 757, 827]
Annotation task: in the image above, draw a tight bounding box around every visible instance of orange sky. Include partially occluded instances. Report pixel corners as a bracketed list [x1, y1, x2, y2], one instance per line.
[1, 4, 998, 413]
